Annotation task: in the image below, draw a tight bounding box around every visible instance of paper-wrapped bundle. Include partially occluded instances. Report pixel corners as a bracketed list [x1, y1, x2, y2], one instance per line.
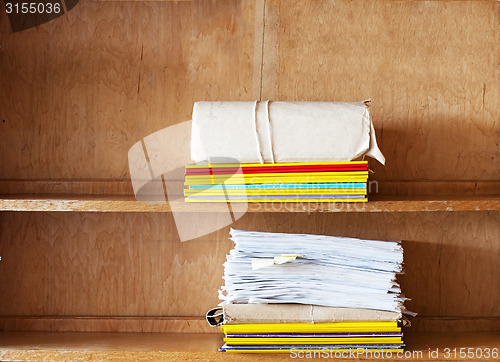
[191, 101, 385, 165]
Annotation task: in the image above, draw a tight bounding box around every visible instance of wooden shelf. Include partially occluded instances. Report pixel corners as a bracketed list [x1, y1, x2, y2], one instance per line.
[0, 0, 497, 354]
[1, 194, 500, 213]
[0, 331, 498, 361]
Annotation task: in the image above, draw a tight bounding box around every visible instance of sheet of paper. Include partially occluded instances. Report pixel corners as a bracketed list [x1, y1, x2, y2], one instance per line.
[220, 229, 407, 313]
[251, 254, 304, 270]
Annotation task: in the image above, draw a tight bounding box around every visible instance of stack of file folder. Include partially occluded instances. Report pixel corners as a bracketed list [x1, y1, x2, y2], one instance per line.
[184, 161, 368, 202]
[220, 320, 403, 354]
[212, 229, 410, 354]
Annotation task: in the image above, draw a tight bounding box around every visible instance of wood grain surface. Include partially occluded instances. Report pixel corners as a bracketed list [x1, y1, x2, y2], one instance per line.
[262, 0, 499, 182]
[0, 0, 258, 180]
[0, 212, 498, 322]
[0, 316, 216, 333]
[0, 331, 499, 361]
[0, 0, 497, 184]
[0, 0, 499, 334]
[2, 180, 500, 197]
[2, 194, 500, 212]
[0, 316, 498, 334]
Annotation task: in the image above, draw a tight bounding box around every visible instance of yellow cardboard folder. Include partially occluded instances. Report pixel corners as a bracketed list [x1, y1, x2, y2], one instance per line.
[224, 336, 403, 345]
[220, 322, 401, 334]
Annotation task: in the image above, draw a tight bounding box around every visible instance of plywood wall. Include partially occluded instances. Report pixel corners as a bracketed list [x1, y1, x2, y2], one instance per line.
[0, 0, 499, 333]
[0, 0, 498, 184]
[262, 1, 499, 183]
[0, 0, 258, 180]
[1, 212, 499, 321]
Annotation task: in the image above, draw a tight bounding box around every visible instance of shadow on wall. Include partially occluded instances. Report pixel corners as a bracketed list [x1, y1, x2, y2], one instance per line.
[3, 0, 79, 33]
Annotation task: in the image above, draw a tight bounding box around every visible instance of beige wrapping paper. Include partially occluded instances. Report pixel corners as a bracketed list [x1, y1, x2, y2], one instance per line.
[191, 101, 385, 165]
[222, 303, 401, 324]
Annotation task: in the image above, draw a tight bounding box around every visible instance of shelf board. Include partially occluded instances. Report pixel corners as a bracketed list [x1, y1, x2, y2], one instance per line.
[1, 194, 500, 213]
[0, 331, 498, 361]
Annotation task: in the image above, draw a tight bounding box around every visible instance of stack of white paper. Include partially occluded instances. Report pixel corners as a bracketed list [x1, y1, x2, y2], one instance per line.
[220, 229, 407, 313]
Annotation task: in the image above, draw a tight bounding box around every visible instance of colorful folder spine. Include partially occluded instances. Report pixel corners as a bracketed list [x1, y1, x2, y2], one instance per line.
[184, 161, 369, 202]
[219, 322, 404, 353]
